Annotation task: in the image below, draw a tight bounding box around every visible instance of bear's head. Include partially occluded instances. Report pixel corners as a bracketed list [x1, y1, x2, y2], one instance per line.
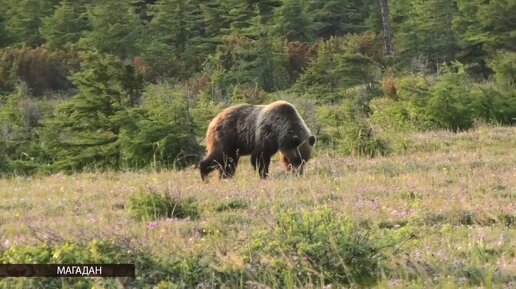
[280, 135, 316, 175]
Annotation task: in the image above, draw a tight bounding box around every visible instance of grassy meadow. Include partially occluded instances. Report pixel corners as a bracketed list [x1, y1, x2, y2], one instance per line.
[0, 125, 515, 288]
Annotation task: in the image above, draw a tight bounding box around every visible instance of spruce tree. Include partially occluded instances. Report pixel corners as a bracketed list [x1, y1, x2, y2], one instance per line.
[395, 0, 458, 70]
[79, 0, 143, 59]
[40, 0, 88, 49]
[143, 0, 209, 78]
[293, 36, 380, 102]
[222, 0, 257, 36]
[3, 0, 59, 46]
[453, 0, 516, 77]
[310, 0, 367, 39]
[221, 0, 279, 37]
[0, 12, 11, 47]
[117, 82, 201, 169]
[0, 85, 34, 159]
[273, 0, 315, 42]
[44, 51, 142, 171]
[207, 5, 289, 93]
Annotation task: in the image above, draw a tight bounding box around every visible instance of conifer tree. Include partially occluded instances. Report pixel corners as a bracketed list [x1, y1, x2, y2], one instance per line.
[222, 0, 258, 36]
[143, 0, 208, 78]
[453, 0, 516, 77]
[309, 0, 367, 39]
[238, 12, 278, 91]
[207, 5, 288, 93]
[222, 0, 280, 33]
[40, 0, 88, 48]
[117, 82, 201, 169]
[395, 0, 458, 69]
[2, 0, 59, 46]
[130, 0, 158, 22]
[44, 51, 142, 171]
[199, 1, 234, 48]
[293, 36, 380, 102]
[79, 0, 142, 59]
[273, 0, 315, 42]
[0, 13, 10, 47]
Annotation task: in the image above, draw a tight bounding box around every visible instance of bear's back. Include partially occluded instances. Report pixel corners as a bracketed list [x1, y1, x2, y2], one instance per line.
[206, 104, 262, 154]
[257, 101, 311, 141]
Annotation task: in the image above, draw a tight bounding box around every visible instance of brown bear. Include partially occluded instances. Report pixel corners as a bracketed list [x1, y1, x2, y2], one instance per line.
[199, 100, 316, 180]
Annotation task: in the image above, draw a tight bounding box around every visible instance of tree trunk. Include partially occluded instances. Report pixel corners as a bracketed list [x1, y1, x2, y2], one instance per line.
[378, 0, 393, 55]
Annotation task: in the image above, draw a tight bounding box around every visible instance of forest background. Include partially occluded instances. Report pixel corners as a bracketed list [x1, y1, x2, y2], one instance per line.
[0, 0, 514, 174]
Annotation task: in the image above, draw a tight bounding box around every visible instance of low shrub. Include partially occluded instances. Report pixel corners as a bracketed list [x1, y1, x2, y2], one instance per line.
[127, 191, 199, 221]
[249, 207, 380, 287]
[337, 120, 390, 157]
[317, 100, 390, 157]
[371, 63, 516, 132]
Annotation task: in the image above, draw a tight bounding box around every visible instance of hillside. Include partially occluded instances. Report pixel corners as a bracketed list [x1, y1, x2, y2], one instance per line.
[1, 125, 514, 288]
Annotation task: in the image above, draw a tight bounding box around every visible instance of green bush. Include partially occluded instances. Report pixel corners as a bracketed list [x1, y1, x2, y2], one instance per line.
[469, 83, 516, 125]
[370, 97, 418, 131]
[250, 207, 380, 287]
[421, 62, 516, 130]
[127, 191, 200, 221]
[30, 55, 203, 174]
[337, 120, 390, 157]
[489, 52, 515, 88]
[372, 63, 515, 133]
[371, 75, 434, 132]
[425, 65, 476, 131]
[317, 101, 389, 157]
[203, 35, 290, 94]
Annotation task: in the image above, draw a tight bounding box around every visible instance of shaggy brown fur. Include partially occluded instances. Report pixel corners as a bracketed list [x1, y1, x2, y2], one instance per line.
[199, 100, 316, 180]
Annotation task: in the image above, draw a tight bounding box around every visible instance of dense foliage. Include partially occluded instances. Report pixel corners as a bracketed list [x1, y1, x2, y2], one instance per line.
[0, 0, 514, 174]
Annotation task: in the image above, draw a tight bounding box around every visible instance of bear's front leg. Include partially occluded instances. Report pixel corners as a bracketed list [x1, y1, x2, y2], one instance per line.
[251, 151, 271, 179]
[219, 152, 239, 179]
[200, 155, 217, 181]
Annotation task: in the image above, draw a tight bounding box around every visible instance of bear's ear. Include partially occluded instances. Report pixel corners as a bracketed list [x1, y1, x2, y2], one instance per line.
[308, 136, 316, 146]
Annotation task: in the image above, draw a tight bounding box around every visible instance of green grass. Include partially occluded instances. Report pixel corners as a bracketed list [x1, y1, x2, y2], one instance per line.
[0, 125, 515, 288]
